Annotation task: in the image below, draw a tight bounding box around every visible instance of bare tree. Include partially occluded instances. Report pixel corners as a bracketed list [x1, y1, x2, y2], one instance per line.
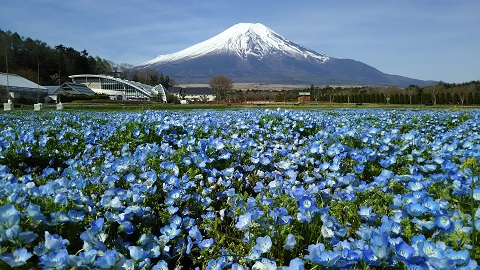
[310, 87, 321, 102]
[210, 75, 233, 101]
[339, 87, 355, 104]
[133, 68, 159, 85]
[319, 86, 335, 103]
[424, 83, 445, 105]
[118, 63, 135, 80]
[405, 85, 419, 105]
[455, 84, 472, 105]
[378, 86, 396, 104]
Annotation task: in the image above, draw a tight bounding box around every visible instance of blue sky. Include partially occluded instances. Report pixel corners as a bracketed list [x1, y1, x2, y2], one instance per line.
[1, 0, 479, 83]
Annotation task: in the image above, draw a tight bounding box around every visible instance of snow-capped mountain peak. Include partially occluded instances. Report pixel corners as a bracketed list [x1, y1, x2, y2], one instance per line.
[142, 23, 329, 65]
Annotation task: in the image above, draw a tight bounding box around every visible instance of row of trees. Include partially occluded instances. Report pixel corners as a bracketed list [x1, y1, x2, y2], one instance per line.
[205, 73, 480, 105]
[131, 68, 174, 89]
[210, 78, 480, 105]
[309, 82, 480, 105]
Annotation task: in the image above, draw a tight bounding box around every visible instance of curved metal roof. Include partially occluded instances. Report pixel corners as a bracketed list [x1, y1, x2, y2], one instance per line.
[69, 74, 167, 102]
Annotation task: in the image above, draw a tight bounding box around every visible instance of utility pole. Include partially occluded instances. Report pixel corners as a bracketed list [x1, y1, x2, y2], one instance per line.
[37, 60, 40, 104]
[5, 45, 9, 94]
[58, 70, 61, 103]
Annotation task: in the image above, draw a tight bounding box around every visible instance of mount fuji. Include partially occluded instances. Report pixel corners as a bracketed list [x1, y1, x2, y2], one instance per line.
[140, 23, 433, 87]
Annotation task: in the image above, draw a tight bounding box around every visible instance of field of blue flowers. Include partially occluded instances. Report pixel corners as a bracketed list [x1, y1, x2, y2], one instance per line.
[0, 108, 479, 269]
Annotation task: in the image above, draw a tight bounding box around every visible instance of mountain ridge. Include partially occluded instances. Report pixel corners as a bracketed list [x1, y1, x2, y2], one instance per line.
[140, 23, 435, 87]
[143, 23, 329, 64]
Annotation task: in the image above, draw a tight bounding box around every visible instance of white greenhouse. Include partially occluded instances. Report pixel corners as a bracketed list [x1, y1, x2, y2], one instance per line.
[69, 74, 167, 102]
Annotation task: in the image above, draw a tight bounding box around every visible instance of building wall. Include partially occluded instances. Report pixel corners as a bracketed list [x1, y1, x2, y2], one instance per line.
[184, 94, 216, 102]
[298, 95, 311, 102]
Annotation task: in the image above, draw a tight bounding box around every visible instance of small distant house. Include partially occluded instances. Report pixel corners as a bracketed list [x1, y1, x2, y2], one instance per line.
[167, 87, 216, 102]
[46, 82, 96, 102]
[298, 91, 311, 102]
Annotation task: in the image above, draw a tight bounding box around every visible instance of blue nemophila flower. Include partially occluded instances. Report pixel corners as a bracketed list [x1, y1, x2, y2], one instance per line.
[451, 219, 472, 235]
[198, 238, 214, 249]
[417, 240, 444, 259]
[160, 224, 181, 240]
[422, 197, 440, 214]
[0, 204, 20, 228]
[94, 249, 117, 269]
[370, 231, 389, 260]
[167, 205, 179, 215]
[44, 231, 69, 251]
[1, 248, 32, 267]
[308, 141, 324, 154]
[281, 257, 304, 270]
[252, 258, 277, 270]
[7, 226, 38, 244]
[395, 241, 416, 262]
[444, 249, 471, 267]
[49, 211, 70, 224]
[76, 249, 98, 266]
[405, 203, 428, 217]
[128, 245, 149, 261]
[26, 203, 46, 224]
[230, 263, 247, 270]
[4, 224, 20, 241]
[254, 235, 272, 253]
[407, 181, 424, 191]
[435, 215, 451, 231]
[235, 212, 252, 230]
[357, 206, 378, 223]
[284, 233, 296, 250]
[67, 209, 85, 222]
[307, 248, 341, 267]
[242, 232, 252, 244]
[188, 225, 202, 241]
[40, 249, 69, 268]
[205, 257, 228, 270]
[298, 196, 316, 211]
[363, 249, 381, 266]
[473, 186, 480, 201]
[245, 247, 262, 261]
[90, 218, 105, 233]
[80, 224, 107, 252]
[119, 220, 135, 234]
[304, 243, 324, 261]
[133, 128, 140, 137]
[428, 257, 458, 270]
[353, 164, 365, 174]
[152, 260, 169, 270]
[411, 218, 436, 231]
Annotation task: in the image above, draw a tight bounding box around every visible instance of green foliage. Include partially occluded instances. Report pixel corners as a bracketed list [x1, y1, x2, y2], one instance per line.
[461, 157, 480, 254]
[166, 93, 179, 104]
[0, 86, 9, 103]
[210, 75, 233, 101]
[302, 81, 480, 105]
[0, 29, 113, 85]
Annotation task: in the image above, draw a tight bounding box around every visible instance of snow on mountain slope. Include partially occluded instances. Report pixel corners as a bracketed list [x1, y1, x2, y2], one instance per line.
[143, 23, 329, 65]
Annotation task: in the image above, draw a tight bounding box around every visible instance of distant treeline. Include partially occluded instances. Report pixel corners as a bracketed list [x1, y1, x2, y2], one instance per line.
[306, 83, 480, 105]
[0, 29, 175, 88]
[227, 82, 480, 105]
[0, 29, 117, 85]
